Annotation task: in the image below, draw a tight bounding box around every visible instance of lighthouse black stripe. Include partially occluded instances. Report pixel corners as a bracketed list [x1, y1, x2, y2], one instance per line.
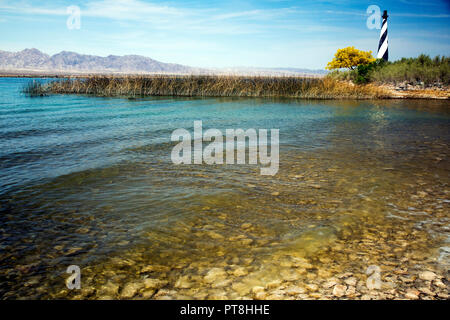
[382, 50, 388, 61]
[378, 30, 387, 50]
[379, 20, 387, 37]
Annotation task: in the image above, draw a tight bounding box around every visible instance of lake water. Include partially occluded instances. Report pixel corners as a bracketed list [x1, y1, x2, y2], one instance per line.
[0, 78, 449, 299]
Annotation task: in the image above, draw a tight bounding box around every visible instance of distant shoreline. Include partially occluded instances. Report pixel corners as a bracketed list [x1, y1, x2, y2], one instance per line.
[13, 74, 450, 100]
[0, 71, 205, 78]
[0, 71, 326, 79]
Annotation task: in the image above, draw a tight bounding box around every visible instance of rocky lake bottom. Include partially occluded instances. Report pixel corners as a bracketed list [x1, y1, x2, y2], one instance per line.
[0, 78, 448, 300]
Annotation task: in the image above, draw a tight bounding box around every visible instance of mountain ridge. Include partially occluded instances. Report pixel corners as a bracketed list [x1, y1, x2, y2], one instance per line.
[0, 48, 197, 74]
[0, 48, 326, 76]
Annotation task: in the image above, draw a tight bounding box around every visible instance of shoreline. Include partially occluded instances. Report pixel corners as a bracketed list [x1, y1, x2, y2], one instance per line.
[380, 85, 449, 100]
[5, 73, 448, 100]
[17, 74, 449, 100]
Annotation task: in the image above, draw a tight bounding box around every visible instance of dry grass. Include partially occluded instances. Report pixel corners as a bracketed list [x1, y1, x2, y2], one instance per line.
[28, 75, 391, 99]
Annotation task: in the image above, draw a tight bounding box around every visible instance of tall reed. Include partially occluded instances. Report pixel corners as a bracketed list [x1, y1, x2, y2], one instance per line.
[26, 75, 391, 99]
[23, 80, 47, 97]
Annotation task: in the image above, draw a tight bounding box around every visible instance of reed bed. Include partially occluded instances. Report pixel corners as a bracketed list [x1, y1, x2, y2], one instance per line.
[26, 75, 391, 99]
[23, 80, 48, 97]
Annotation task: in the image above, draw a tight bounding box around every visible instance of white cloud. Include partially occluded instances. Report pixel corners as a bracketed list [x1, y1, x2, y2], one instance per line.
[83, 0, 186, 20]
[0, 0, 297, 35]
[393, 13, 450, 18]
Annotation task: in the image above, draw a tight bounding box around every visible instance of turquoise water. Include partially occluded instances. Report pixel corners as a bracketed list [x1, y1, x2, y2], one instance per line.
[0, 78, 449, 299]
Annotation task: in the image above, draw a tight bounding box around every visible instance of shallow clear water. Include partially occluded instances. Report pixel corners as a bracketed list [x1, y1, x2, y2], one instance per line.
[0, 78, 449, 299]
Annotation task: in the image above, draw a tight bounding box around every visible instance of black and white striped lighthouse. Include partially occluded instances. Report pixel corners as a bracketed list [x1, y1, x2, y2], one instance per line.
[377, 10, 389, 61]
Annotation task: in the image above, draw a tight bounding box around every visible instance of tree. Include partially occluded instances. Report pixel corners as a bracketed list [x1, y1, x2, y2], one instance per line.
[326, 46, 376, 70]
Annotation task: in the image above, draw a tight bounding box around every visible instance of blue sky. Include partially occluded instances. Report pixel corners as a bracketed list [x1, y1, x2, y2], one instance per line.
[0, 0, 449, 69]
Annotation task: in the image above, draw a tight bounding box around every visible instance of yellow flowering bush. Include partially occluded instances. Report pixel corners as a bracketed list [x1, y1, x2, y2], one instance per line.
[326, 47, 376, 70]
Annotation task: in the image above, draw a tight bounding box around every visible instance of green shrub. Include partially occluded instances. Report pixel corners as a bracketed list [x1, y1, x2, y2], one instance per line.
[370, 54, 449, 85]
[326, 59, 385, 84]
[354, 59, 386, 84]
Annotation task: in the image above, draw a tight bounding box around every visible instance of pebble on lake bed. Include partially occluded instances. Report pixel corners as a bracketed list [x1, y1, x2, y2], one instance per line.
[120, 282, 143, 299]
[404, 289, 420, 300]
[144, 278, 168, 289]
[240, 223, 252, 230]
[418, 271, 437, 281]
[332, 284, 347, 297]
[233, 267, 249, 277]
[204, 268, 227, 283]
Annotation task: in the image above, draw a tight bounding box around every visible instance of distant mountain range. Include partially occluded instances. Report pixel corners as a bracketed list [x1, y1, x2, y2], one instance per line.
[0, 48, 326, 76]
[0, 48, 198, 74]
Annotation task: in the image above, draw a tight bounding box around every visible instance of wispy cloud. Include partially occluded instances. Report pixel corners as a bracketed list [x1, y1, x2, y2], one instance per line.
[0, 0, 302, 35]
[393, 12, 450, 18]
[398, 0, 442, 6]
[0, 0, 449, 68]
[83, 0, 187, 20]
[0, 0, 190, 20]
[0, 0, 298, 22]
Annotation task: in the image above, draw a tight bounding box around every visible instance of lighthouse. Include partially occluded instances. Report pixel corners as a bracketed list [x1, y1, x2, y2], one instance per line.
[377, 10, 388, 61]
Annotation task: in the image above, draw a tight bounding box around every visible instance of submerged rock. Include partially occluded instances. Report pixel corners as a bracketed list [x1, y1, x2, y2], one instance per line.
[305, 283, 319, 292]
[141, 265, 171, 273]
[344, 277, 358, 286]
[266, 280, 282, 289]
[142, 289, 156, 299]
[253, 291, 267, 300]
[120, 282, 143, 299]
[232, 282, 252, 296]
[332, 284, 347, 297]
[98, 281, 119, 296]
[241, 223, 252, 230]
[404, 289, 420, 300]
[251, 286, 265, 294]
[211, 279, 231, 288]
[204, 268, 227, 283]
[418, 271, 437, 281]
[285, 286, 306, 296]
[144, 278, 168, 289]
[174, 276, 192, 289]
[233, 267, 249, 277]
